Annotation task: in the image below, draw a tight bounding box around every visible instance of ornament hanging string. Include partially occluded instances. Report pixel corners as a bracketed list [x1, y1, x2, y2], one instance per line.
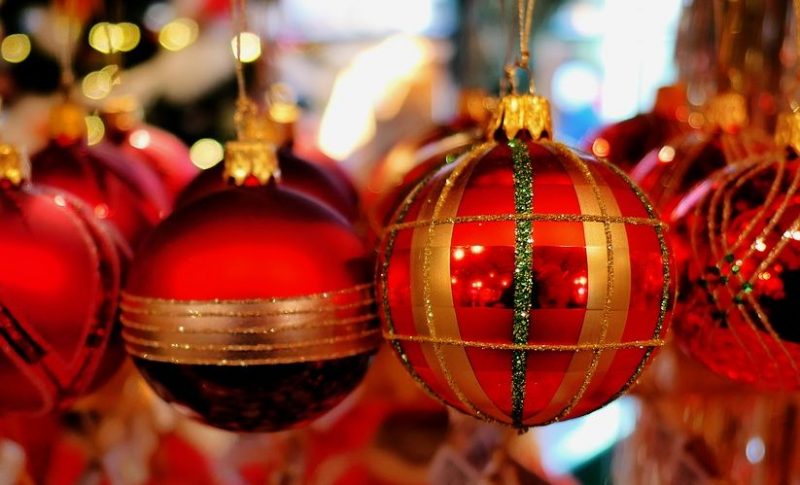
[231, 0, 250, 139]
[59, 0, 78, 93]
[517, 0, 535, 69]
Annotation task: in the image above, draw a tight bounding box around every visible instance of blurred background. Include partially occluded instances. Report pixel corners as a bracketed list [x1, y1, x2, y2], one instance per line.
[0, 0, 693, 483]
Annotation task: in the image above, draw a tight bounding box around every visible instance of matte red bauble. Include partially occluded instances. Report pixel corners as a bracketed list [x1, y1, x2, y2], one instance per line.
[631, 92, 774, 218]
[101, 98, 198, 202]
[377, 93, 674, 429]
[122, 140, 379, 432]
[31, 103, 170, 249]
[175, 146, 359, 222]
[671, 112, 800, 390]
[364, 90, 492, 235]
[0, 145, 121, 414]
[587, 85, 691, 172]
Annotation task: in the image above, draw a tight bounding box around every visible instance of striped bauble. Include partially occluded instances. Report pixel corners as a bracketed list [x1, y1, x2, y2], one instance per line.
[377, 93, 675, 429]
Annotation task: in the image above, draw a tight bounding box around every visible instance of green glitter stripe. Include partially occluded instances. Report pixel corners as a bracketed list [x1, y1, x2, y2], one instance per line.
[509, 138, 534, 427]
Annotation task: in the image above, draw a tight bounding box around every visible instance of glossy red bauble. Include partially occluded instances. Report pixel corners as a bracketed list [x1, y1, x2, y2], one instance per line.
[0, 177, 121, 414]
[175, 147, 359, 222]
[587, 85, 691, 172]
[122, 171, 379, 432]
[31, 138, 170, 250]
[672, 132, 800, 390]
[378, 99, 674, 428]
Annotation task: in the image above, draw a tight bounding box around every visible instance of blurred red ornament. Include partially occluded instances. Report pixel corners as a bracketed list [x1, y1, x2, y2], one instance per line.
[377, 93, 674, 428]
[176, 146, 359, 222]
[0, 144, 121, 414]
[671, 112, 800, 390]
[122, 140, 379, 432]
[31, 102, 170, 249]
[631, 92, 774, 218]
[364, 90, 493, 235]
[586, 85, 692, 172]
[101, 97, 198, 203]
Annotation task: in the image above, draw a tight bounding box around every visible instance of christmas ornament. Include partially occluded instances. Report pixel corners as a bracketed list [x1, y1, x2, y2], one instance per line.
[631, 92, 774, 218]
[671, 111, 800, 390]
[364, 89, 493, 235]
[101, 96, 198, 203]
[377, 66, 674, 427]
[122, 105, 379, 432]
[0, 143, 122, 414]
[31, 101, 170, 249]
[175, 104, 359, 222]
[587, 85, 691, 172]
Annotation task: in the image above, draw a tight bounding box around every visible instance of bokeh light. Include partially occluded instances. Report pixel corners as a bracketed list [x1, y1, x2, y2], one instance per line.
[190, 138, 224, 169]
[85, 115, 106, 146]
[89, 22, 124, 54]
[82, 70, 114, 100]
[159, 18, 199, 52]
[230, 32, 262, 63]
[1, 34, 32, 63]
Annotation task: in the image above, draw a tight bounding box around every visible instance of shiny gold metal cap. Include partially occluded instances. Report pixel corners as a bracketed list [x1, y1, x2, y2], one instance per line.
[49, 101, 87, 142]
[487, 94, 552, 141]
[703, 92, 747, 131]
[0, 144, 30, 187]
[223, 140, 279, 186]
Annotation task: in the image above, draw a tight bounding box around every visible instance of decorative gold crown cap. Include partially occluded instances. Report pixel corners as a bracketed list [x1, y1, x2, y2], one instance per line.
[223, 139, 279, 186]
[487, 93, 552, 141]
[100, 96, 144, 133]
[0, 144, 30, 187]
[703, 92, 748, 131]
[49, 101, 87, 142]
[775, 111, 800, 153]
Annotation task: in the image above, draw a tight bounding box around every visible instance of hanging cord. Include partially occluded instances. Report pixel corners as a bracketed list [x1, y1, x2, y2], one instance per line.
[59, 0, 78, 95]
[517, 0, 535, 69]
[231, 0, 251, 139]
[505, 0, 536, 94]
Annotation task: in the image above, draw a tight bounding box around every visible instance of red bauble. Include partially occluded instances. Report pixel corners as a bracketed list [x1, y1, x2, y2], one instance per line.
[31, 137, 170, 249]
[175, 146, 359, 222]
[631, 93, 774, 218]
[377, 94, 674, 428]
[105, 121, 198, 204]
[122, 143, 378, 432]
[672, 126, 800, 390]
[586, 85, 691, 172]
[0, 164, 121, 414]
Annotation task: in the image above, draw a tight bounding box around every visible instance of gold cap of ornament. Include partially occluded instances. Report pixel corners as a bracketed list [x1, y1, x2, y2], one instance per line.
[49, 101, 87, 142]
[775, 111, 800, 153]
[100, 96, 144, 134]
[703, 92, 747, 131]
[223, 139, 279, 186]
[0, 144, 30, 187]
[487, 93, 552, 141]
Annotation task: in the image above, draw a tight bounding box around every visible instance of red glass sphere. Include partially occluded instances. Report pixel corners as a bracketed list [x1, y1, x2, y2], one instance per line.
[631, 127, 775, 218]
[107, 123, 198, 203]
[672, 148, 800, 390]
[122, 180, 378, 432]
[0, 182, 121, 414]
[175, 147, 359, 222]
[377, 136, 674, 428]
[31, 139, 170, 249]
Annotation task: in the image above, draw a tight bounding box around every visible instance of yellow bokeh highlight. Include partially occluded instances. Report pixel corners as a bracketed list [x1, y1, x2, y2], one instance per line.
[230, 32, 261, 63]
[82, 70, 114, 100]
[89, 22, 141, 54]
[159, 18, 199, 52]
[1, 34, 31, 63]
[85, 116, 106, 146]
[190, 138, 224, 169]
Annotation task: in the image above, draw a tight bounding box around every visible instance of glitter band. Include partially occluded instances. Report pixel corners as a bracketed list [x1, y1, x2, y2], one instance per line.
[509, 138, 533, 427]
[121, 284, 379, 366]
[384, 333, 664, 352]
